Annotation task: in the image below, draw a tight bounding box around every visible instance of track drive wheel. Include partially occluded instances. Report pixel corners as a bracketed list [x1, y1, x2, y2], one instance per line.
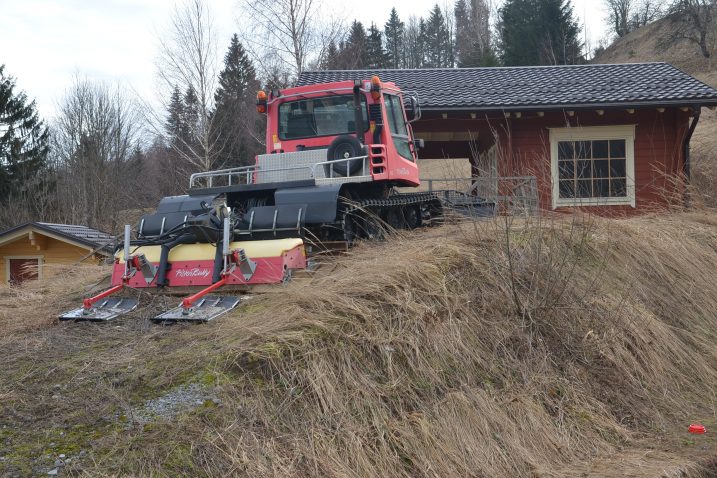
[385, 207, 404, 230]
[342, 211, 358, 245]
[362, 210, 385, 240]
[404, 205, 422, 229]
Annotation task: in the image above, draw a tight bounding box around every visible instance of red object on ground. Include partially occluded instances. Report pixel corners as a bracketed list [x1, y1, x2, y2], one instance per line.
[689, 424, 706, 434]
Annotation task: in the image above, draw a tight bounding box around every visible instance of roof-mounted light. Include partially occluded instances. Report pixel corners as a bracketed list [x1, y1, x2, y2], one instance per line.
[370, 75, 381, 100]
[256, 90, 267, 114]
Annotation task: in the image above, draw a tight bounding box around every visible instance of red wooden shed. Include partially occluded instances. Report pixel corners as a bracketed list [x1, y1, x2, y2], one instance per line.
[298, 63, 717, 213]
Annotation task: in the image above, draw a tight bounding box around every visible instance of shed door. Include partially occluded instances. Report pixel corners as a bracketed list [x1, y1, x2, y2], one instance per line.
[9, 258, 39, 284]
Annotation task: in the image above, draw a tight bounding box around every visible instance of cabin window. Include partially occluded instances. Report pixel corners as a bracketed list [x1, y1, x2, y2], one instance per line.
[5, 256, 42, 285]
[550, 125, 635, 208]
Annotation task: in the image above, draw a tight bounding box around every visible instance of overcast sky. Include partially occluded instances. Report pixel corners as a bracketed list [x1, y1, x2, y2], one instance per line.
[0, 0, 607, 119]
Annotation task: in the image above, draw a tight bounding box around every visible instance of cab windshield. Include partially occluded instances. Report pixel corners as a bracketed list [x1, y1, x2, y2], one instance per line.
[278, 94, 368, 140]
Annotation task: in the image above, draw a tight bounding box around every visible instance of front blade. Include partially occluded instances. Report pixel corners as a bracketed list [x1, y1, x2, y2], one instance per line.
[59, 297, 139, 322]
[152, 295, 241, 323]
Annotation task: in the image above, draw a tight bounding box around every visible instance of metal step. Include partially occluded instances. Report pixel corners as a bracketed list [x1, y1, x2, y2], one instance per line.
[59, 297, 139, 322]
[152, 295, 241, 323]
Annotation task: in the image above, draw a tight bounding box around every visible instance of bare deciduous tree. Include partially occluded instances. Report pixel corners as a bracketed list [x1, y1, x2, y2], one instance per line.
[404, 16, 425, 69]
[606, 0, 632, 37]
[156, 0, 220, 172]
[605, 0, 664, 38]
[668, 0, 716, 58]
[238, 0, 342, 79]
[52, 77, 145, 231]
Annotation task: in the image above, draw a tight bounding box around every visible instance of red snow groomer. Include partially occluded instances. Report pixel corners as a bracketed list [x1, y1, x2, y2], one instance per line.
[60, 76, 442, 323]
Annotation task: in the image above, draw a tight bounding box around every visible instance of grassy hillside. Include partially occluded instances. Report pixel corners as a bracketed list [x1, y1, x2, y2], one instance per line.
[2, 213, 717, 476]
[595, 14, 716, 73]
[4, 17, 717, 478]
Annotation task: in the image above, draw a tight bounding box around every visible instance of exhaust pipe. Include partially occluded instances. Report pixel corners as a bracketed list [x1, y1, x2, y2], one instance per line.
[353, 80, 364, 143]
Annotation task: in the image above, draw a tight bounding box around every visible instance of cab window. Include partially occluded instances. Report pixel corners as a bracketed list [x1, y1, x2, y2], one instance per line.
[383, 94, 413, 161]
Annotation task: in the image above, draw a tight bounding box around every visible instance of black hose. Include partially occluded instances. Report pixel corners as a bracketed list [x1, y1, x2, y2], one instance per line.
[353, 83, 364, 143]
[156, 233, 195, 287]
[212, 235, 224, 284]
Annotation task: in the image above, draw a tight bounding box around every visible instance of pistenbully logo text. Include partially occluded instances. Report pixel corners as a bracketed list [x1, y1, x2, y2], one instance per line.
[175, 268, 211, 278]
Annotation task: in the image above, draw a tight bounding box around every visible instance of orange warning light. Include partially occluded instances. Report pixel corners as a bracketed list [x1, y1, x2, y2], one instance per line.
[256, 90, 267, 113]
[370, 76, 381, 100]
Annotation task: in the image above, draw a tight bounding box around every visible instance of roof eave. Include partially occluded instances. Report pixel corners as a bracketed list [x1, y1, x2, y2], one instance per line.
[0, 222, 114, 255]
[420, 98, 717, 113]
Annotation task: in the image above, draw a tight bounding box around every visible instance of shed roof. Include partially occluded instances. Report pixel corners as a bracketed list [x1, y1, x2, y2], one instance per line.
[0, 222, 115, 254]
[297, 62, 717, 112]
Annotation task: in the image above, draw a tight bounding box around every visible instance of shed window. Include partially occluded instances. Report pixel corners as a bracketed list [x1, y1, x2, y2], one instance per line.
[550, 126, 635, 208]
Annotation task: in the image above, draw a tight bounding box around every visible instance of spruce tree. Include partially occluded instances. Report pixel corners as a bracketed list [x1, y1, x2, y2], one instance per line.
[384, 8, 405, 69]
[340, 21, 369, 69]
[183, 87, 199, 136]
[423, 5, 453, 67]
[499, 0, 583, 66]
[0, 65, 49, 203]
[321, 41, 341, 69]
[212, 34, 262, 168]
[366, 23, 388, 69]
[165, 86, 185, 141]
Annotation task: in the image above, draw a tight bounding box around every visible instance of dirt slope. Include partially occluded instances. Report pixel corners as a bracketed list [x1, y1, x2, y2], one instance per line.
[2, 213, 717, 477]
[595, 14, 715, 73]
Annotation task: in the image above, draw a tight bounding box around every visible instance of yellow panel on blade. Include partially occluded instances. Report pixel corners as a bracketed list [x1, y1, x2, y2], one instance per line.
[116, 238, 304, 263]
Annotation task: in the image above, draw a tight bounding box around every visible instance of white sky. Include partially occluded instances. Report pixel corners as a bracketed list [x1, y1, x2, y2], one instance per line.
[0, 0, 606, 119]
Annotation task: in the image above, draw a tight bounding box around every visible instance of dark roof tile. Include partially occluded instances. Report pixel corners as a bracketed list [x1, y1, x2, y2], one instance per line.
[297, 63, 717, 111]
[0, 222, 115, 254]
[38, 223, 115, 249]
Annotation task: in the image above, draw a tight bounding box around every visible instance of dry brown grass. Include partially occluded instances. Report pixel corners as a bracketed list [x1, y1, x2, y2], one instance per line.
[3, 212, 717, 476]
[594, 12, 717, 74]
[184, 212, 717, 477]
[0, 264, 108, 336]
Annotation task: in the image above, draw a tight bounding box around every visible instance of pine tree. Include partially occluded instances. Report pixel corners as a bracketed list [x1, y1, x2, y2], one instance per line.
[499, 0, 583, 66]
[0, 65, 49, 204]
[212, 34, 262, 168]
[366, 23, 388, 68]
[384, 8, 405, 68]
[423, 5, 453, 67]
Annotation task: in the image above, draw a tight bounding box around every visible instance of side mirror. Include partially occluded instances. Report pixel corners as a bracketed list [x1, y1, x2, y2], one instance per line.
[413, 138, 425, 150]
[405, 95, 421, 123]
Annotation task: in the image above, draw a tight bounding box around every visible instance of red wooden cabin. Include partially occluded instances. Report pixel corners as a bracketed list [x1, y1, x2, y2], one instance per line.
[299, 63, 717, 213]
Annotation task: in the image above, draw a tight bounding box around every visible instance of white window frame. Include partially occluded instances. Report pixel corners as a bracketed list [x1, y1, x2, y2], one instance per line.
[4, 255, 44, 284]
[549, 125, 636, 209]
